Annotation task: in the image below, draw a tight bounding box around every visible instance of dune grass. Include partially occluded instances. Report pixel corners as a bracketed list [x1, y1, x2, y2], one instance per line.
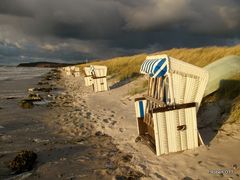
[78, 45, 240, 81]
[128, 79, 148, 96]
[154, 45, 240, 67]
[228, 96, 240, 124]
[202, 73, 240, 125]
[79, 54, 147, 81]
[218, 73, 240, 124]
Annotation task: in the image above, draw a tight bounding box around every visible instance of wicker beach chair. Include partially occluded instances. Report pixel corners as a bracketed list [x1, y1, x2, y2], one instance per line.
[84, 67, 93, 86]
[70, 66, 75, 71]
[73, 66, 81, 77]
[65, 66, 72, 76]
[135, 54, 208, 155]
[91, 65, 108, 92]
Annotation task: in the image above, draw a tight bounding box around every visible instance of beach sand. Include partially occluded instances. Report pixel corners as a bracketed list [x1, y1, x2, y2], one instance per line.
[48, 71, 240, 179]
[1, 69, 240, 179]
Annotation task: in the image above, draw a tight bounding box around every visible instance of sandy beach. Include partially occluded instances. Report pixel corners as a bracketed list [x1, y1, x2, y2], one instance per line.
[56, 71, 240, 179]
[1, 68, 240, 179]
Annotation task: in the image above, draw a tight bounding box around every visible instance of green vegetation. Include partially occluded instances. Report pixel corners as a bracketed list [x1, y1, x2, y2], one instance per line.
[155, 45, 240, 67]
[227, 96, 240, 124]
[219, 73, 240, 124]
[78, 45, 240, 81]
[202, 73, 240, 126]
[78, 54, 147, 81]
[128, 79, 148, 96]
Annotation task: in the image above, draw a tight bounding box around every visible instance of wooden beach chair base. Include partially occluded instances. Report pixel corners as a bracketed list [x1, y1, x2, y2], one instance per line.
[135, 100, 202, 156]
[84, 76, 93, 86]
[93, 77, 108, 92]
[74, 72, 80, 77]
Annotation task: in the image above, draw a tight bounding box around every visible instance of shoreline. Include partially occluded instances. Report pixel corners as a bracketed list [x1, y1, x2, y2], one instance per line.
[0, 69, 144, 179]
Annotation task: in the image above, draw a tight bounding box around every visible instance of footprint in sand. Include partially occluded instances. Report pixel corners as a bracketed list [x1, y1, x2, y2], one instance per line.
[119, 128, 124, 132]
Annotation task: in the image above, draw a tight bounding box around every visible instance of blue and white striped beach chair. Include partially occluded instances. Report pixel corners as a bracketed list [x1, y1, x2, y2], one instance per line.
[135, 54, 208, 155]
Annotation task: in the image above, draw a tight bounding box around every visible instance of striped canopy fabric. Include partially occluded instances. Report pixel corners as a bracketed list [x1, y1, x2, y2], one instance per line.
[140, 56, 168, 78]
[90, 65, 95, 75]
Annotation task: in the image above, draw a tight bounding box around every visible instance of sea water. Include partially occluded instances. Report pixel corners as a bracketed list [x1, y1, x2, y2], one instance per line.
[0, 66, 50, 99]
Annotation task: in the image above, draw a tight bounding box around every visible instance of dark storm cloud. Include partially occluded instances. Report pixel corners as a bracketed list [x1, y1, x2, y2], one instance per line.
[0, 0, 34, 17]
[0, 0, 239, 63]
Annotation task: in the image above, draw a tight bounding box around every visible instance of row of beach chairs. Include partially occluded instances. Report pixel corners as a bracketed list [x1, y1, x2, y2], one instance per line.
[61, 55, 209, 156]
[62, 66, 81, 77]
[61, 65, 108, 93]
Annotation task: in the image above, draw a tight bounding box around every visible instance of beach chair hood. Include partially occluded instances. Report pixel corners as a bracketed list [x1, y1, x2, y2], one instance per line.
[84, 67, 92, 76]
[140, 54, 169, 78]
[140, 54, 209, 109]
[90, 65, 107, 77]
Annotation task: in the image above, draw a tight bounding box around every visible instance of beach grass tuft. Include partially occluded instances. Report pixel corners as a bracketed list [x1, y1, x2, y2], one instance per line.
[128, 79, 148, 96]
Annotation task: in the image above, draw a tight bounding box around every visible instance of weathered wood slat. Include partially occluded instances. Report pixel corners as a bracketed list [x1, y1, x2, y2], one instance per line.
[143, 95, 165, 107]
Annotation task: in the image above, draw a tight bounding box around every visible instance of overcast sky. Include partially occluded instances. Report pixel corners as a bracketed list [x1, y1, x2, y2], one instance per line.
[0, 0, 239, 64]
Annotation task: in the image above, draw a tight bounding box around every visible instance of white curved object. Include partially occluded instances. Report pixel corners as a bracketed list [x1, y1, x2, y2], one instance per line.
[203, 55, 240, 96]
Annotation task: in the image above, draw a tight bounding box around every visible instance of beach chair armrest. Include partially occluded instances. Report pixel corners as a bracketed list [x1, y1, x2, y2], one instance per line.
[143, 95, 165, 107]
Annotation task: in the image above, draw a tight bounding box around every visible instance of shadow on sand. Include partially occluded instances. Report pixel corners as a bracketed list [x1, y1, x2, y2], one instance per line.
[109, 79, 131, 90]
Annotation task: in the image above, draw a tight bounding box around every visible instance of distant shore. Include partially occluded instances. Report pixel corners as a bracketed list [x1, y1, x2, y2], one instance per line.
[17, 61, 78, 68]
